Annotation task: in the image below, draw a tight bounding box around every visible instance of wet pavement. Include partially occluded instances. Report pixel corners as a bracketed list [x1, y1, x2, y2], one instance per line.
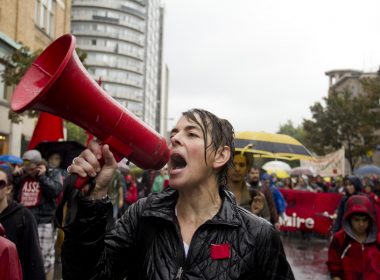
[282, 232, 330, 280]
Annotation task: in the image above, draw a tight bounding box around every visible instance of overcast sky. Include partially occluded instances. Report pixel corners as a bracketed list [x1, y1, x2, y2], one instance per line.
[162, 0, 380, 133]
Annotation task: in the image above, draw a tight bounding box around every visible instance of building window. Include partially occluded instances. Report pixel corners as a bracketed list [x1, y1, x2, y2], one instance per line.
[35, 0, 55, 36]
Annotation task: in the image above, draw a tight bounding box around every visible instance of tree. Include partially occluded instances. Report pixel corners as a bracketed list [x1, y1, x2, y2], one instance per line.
[1, 43, 89, 143]
[65, 121, 87, 145]
[277, 120, 307, 145]
[303, 88, 380, 169]
[361, 70, 380, 128]
[1, 46, 41, 123]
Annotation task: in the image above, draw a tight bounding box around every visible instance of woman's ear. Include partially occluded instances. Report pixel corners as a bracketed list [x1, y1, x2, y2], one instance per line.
[213, 146, 231, 169]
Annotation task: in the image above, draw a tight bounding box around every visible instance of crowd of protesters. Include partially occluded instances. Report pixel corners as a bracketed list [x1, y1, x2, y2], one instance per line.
[1, 141, 380, 279]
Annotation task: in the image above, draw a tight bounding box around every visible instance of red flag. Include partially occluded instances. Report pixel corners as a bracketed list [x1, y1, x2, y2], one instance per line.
[28, 112, 64, 149]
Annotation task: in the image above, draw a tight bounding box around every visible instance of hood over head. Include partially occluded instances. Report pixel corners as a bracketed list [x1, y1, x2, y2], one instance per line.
[343, 194, 377, 243]
[345, 175, 362, 193]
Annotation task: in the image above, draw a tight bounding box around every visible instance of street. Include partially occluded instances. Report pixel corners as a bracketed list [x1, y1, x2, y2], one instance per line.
[282, 232, 330, 280]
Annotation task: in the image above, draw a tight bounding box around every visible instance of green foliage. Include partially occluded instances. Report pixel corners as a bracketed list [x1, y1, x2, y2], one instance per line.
[361, 74, 380, 128]
[1, 46, 41, 123]
[75, 48, 88, 67]
[303, 88, 380, 169]
[277, 120, 307, 145]
[65, 121, 87, 146]
[1, 46, 40, 86]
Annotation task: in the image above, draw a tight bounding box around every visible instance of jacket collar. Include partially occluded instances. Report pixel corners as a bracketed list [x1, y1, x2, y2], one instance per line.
[142, 187, 241, 227]
[0, 201, 22, 219]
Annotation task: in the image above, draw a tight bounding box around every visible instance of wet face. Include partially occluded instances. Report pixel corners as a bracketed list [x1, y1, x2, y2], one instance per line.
[168, 115, 216, 189]
[227, 154, 248, 184]
[350, 214, 369, 236]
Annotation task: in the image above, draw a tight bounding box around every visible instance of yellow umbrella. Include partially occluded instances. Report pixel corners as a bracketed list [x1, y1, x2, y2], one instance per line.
[235, 131, 314, 161]
[265, 169, 290, 179]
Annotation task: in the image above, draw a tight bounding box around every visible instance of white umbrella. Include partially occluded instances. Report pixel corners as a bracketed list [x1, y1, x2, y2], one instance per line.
[262, 160, 291, 172]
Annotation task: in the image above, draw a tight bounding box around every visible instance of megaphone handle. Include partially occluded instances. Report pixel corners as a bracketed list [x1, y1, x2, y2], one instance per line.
[73, 156, 105, 191]
[72, 139, 126, 191]
[74, 176, 96, 191]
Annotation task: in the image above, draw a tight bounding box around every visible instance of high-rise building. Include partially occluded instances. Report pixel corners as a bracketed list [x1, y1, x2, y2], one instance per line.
[71, 0, 167, 133]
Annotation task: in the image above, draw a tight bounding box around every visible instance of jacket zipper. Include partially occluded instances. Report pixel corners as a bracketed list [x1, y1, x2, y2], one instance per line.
[174, 216, 186, 279]
[175, 267, 183, 280]
[174, 222, 212, 279]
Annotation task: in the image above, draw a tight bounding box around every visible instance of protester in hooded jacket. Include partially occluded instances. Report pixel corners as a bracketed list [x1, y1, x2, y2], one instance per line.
[0, 223, 23, 280]
[332, 176, 362, 233]
[327, 195, 380, 280]
[0, 168, 45, 280]
[60, 108, 294, 280]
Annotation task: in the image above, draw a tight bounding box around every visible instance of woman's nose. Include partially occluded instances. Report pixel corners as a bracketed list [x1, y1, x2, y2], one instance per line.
[170, 133, 181, 146]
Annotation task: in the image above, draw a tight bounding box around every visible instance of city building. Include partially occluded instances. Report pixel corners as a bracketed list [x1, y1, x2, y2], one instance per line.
[71, 0, 168, 134]
[0, 0, 71, 155]
[325, 69, 379, 97]
[0, 0, 168, 156]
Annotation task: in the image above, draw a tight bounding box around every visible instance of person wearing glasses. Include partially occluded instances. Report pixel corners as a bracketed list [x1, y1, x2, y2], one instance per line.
[0, 167, 45, 280]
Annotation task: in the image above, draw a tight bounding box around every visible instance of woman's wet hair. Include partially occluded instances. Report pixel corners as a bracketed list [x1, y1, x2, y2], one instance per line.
[182, 108, 235, 186]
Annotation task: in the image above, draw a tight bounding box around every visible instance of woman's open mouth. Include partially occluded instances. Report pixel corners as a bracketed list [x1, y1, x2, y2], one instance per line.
[169, 153, 187, 175]
[169, 153, 187, 173]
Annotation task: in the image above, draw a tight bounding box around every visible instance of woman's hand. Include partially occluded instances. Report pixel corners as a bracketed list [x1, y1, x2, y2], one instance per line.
[68, 141, 118, 199]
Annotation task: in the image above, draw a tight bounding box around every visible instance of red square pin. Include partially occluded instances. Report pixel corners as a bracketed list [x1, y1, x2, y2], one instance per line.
[210, 244, 230, 260]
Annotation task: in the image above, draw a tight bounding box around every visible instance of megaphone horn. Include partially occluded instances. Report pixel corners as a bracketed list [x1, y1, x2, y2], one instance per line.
[11, 34, 169, 170]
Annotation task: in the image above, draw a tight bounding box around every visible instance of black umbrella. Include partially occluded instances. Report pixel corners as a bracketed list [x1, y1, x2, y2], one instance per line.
[35, 141, 86, 169]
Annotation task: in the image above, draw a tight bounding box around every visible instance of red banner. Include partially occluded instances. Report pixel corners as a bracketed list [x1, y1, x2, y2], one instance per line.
[279, 189, 342, 235]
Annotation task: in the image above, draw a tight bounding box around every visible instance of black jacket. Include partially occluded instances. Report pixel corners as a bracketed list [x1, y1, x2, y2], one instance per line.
[0, 201, 45, 280]
[61, 186, 294, 280]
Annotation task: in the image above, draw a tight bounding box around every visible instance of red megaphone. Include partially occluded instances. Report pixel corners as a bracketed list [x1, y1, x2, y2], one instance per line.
[11, 34, 169, 170]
